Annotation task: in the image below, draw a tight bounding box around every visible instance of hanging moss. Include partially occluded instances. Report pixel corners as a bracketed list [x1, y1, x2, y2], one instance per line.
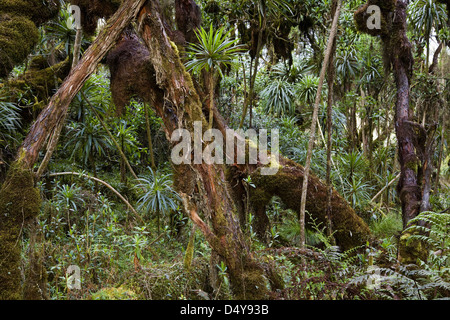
[0, 163, 41, 299]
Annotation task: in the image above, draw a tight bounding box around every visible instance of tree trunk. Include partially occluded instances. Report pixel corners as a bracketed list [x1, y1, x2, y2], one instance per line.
[326, 0, 339, 244]
[0, 0, 148, 299]
[144, 103, 157, 170]
[72, 27, 83, 69]
[246, 157, 372, 251]
[137, 1, 269, 299]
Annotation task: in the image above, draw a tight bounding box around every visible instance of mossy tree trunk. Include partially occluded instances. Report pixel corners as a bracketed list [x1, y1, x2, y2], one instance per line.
[135, 1, 374, 298]
[244, 157, 372, 251]
[0, 0, 148, 299]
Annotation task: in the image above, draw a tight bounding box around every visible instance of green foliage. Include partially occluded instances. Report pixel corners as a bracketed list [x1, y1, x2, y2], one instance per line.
[185, 24, 243, 78]
[408, 0, 447, 44]
[65, 117, 112, 166]
[135, 168, 181, 234]
[0, 95, 21, 146]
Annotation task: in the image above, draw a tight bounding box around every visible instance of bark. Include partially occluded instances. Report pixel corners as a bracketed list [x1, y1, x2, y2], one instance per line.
[326, 0, 339, 244]
[0, 0, 148, 299]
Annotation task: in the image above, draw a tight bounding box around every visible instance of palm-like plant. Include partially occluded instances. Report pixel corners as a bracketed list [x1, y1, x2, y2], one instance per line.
[186, 24, 243, 129]
[135, 168, 181, 235]
[409, 0, 447, 68]
[338, 150, 369, 182]
[65, 118, 111, 179]
[335, 47, 359, 90]
[296, 74, 320, 106]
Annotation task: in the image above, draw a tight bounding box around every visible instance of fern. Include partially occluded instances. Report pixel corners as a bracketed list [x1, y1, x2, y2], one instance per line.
[405, 211, 450, 255]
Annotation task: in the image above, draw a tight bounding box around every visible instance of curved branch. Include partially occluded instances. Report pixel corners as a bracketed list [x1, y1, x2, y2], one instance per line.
[48, 171, 142, 222]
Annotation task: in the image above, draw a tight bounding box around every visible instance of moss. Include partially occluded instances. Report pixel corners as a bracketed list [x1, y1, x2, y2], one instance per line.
[229, 264, 269, 300]
[353, 0, 396, 37]
[0, 15, 39, 78]
[0, 0, 59, 25]
[0, 0, 59, 78]
[0, 163, 41, 299]
[91, 286, 138, 300]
